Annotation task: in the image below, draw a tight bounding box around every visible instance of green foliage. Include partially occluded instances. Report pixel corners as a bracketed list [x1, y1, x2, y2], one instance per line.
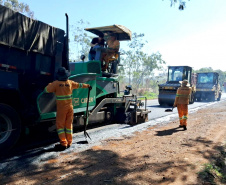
[194, 67, 214, 73]
[135, 90, 158, 100]
[127, 33, 147, 50]
[169, 0, 188, 10]
[0, 0, 34, 18]
[70, 19, 92, 62]
[120, 33, 148, 85]
[198, 145, 226, 184]
[143, 92, 158, 99]
[121, 33, 165, 94]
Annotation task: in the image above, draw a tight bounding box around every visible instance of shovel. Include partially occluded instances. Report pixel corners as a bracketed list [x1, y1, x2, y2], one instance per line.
[165, 107, 174, 112]
[83, 87, 92, 143]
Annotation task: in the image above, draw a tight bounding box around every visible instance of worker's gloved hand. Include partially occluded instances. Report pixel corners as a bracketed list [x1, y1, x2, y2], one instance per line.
[173, 104, 176, 107]
[89, 85, 92, 90]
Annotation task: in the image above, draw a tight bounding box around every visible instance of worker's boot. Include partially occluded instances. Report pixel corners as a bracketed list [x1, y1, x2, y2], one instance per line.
[54, 144, 67, 151]
[179, 125, 183, 128]
[183, 126, 187, 130]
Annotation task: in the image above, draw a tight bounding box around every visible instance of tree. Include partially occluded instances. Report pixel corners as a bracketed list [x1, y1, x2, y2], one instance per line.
[169, 0, 189, 10]
[121, 33, 165, 94]
[194, 67, 226, 87]
[70, 19, 92, 61]
[0, 0, 34, 18]
[215, 70, 226, 87]
[121, 33, 147, 85]
[194, 67, 214, 73]
[132, 52, 165, 94]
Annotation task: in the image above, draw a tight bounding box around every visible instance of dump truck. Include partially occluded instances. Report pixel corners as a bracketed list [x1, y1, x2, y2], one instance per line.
[158, 66, 196, 106]
[195, 72, 222, 101]
[0, 5, 149, 152]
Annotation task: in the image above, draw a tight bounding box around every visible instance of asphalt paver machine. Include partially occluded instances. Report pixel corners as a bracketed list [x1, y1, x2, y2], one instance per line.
[0, 5, 150, 152]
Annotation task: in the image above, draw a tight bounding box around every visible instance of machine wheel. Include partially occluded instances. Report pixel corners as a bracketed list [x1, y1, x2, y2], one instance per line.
[114, 108, 132, 124]
[0, 104, 21, 153]
[196, 97, 201, 102]
[210, 94, 215, 102]
[158, 98, 164, 106]
[217, 93, 221, 101]
[124, 112, 132, 124]
[137, 114, 148, 124]
[189, 93, 195, 104]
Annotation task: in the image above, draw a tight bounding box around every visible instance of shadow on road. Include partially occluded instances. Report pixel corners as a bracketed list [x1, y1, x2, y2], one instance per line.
[1, 136, 224, 185]
[148, 105, 173, 108]
[155, 127, 185, 136]
[0, 121, 115, 160]
[76, 140, 89, 144]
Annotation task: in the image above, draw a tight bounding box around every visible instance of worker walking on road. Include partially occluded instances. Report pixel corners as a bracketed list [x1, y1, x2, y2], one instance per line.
[44, 67, 91, 151]
[173, 80, 192, 130]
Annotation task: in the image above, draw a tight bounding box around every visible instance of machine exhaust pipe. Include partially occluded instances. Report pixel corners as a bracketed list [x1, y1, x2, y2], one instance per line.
[65, 13, 69, 71]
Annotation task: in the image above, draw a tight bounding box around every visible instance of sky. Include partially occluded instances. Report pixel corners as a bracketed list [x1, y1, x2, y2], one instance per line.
[19, 0, 226, 71]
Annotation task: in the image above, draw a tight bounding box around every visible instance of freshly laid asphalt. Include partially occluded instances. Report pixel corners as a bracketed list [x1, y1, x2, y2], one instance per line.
[0, 94, 225, 176]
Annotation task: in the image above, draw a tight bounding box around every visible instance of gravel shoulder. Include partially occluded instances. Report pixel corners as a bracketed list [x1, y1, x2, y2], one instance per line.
[1, 100, 226, 185]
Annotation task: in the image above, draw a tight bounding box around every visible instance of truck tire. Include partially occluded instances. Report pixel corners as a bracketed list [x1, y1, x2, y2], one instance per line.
[158, 98, 164, 106]
[196, 97, 201, 102]
[210, 94, 215, 102]
[0, 104, 21, 152]
[189, 93, 195, 104]
[217, 93, 221, 101]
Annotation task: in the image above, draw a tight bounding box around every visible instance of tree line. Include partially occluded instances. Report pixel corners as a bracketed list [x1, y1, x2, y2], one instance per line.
[69, 21, 226, 97]
[4, 0, 226, 99]
[0, 0, 34, 18]
[194, 67, 226, 87]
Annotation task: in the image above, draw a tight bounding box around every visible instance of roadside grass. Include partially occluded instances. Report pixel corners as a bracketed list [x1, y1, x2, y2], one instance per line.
[198, 144, 226, 185]
[137, 92, 158, 100]
[118, 92, 158, 100]
[143, 92, 158, 100]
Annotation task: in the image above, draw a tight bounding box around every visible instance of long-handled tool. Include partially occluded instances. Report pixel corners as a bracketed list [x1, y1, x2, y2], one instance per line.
[165, 107, 174, 112]
[84, 86, 92, 141]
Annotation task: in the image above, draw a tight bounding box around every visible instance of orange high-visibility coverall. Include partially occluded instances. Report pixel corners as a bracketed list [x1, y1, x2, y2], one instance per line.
[173, 86, 191, 126]
[45, 80, 89, 147]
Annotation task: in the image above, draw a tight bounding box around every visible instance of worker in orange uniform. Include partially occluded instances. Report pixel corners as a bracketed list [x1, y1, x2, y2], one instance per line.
[44, 67, 91, 151]
[173, 80, 191, 130]
[101, 33, 120, 71]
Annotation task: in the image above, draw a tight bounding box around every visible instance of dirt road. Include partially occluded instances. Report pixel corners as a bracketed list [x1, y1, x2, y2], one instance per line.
[1, 100, 226, 185]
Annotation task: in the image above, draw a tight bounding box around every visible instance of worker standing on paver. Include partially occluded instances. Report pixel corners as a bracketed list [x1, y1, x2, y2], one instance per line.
[173, 80, 191, 130]
[101, 33, 120, 71]
[44, 67, 91, 151]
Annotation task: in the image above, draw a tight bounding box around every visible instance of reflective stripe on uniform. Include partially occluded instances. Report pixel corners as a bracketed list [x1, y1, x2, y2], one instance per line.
[57, 128, 65, 135]
[45, 87, 49, 93]
[183, 115, 188, 120]
[56, 94, 72, 100]
[66, 128, 72, 134]
[79, 83, 83, 88]
[176, 94, 189, 98]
